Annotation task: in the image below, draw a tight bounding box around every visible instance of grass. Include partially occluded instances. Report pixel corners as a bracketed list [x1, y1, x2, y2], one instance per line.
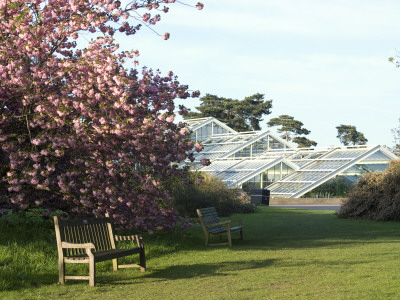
[2, 206, 400, 299]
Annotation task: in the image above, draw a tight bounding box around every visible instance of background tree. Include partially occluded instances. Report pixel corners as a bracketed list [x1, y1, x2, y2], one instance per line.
[388, 55, 400, 155]
[336, 125, 368, 146]
[267, 115, 317, 147]
[292, 136, 318, 148]
[185, 93, 272, 131]
[388, 53, 400, 68]
[0, 0, 204, 232]
[392, 118, 400, 156]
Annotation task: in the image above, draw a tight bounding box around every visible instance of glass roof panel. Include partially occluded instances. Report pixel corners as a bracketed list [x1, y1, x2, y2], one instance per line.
[230, 134, 258, 141]
[360, 150, 393, 162]
[184, 118, 208, 126]
[291, 161, 311, 168]
[282, 171, 330, 182]
[232, 160, 273, 170]
[360, 163, 389, 171]
[270, 182, 311, 194]
[303, 152, 326, 159]
[203, 171, 225, 179]
[302, 160, 349, 170]
[324, 149, 367, 159]
[268, 136, 286, 149]
[202, 143, 241, 153]
[338, 165, 361, 175]
[252, 137, 270, 154]
[200, 160, 241, 172]
[194, 153, 224, 161]
[205, 134, 257, 145]
[222, 171, 253, 182]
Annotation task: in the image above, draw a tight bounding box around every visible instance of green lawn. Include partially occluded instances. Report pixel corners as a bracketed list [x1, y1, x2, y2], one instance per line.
[2, 206, 400, 299]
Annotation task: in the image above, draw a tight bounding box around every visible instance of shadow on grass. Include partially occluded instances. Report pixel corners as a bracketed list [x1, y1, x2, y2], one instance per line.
[97, 259, 276, 286]
[143, 259, 275, 280]
[194, 207, 400, 250]
[22, 259, 276, 288]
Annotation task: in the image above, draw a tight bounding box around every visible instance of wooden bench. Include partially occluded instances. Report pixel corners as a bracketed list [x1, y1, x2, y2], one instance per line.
[196, 207, 243, 247]
[54, 213, 146, 286]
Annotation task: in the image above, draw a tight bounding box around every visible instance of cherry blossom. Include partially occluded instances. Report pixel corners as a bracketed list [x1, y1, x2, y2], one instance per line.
[0, 0, 204, 232]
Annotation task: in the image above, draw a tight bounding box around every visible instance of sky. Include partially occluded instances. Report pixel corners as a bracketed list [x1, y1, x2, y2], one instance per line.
[115, 0, 400, 148]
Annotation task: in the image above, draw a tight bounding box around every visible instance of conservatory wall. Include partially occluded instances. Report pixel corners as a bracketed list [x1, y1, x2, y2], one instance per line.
[191, 122, 232, 141]
[241, 162, 294, 193]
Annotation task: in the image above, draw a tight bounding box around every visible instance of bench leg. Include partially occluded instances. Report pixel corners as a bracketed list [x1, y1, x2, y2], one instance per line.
[140, 248, 146, 272]
[205, 234, 209, 246]
[227, 231, 232, 247]
[89, 258, 96, 287]
[112, 258, 118, 271]
[58, 261, 65, 284]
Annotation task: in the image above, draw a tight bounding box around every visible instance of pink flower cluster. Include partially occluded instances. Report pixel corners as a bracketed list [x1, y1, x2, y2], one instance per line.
[0, 0, 203, 232]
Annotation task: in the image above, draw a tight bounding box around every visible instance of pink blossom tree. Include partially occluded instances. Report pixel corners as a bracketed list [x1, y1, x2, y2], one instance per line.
[0, 0, 205, 232]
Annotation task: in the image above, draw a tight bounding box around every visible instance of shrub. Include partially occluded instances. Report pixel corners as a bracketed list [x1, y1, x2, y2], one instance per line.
[337, 160, 400, 220]
[167, 172, 254, 217]
[0, 208, 66, 227]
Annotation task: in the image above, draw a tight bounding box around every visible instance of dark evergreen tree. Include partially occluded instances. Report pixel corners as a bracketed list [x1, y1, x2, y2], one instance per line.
[267, 115, 317, 147]
[336, 125, 368, 146]
[292, 137, 318, 148]
[185, 93, 272, 132]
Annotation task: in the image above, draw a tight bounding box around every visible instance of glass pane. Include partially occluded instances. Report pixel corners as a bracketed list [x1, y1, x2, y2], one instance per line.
[252, 137, 269, 155]
[234, 146, 251, 158]
[361, 151, 392, 162]
[242, 175, 262, 193]
[268, 136, 286, 149]
[303, 160, 348, 170]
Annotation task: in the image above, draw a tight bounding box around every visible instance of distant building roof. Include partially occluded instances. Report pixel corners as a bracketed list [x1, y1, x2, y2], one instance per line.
[184, 117, 398, 198]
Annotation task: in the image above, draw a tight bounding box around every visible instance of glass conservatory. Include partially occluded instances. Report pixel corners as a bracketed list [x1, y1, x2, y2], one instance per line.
[184, 117, 398, 198]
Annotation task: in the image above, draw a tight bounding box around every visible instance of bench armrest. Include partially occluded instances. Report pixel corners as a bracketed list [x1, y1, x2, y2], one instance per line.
[206, 220, 231, 228]
[61, 242, 95, 249]
[114, 234, 142, 241]
[114, 234, 144, 248]
[61, 242, 96, 257]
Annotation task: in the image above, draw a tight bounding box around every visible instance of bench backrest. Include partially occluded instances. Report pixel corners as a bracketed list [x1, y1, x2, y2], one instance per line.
[54, 215, 116, 257]
[196, 207, 224, 233]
